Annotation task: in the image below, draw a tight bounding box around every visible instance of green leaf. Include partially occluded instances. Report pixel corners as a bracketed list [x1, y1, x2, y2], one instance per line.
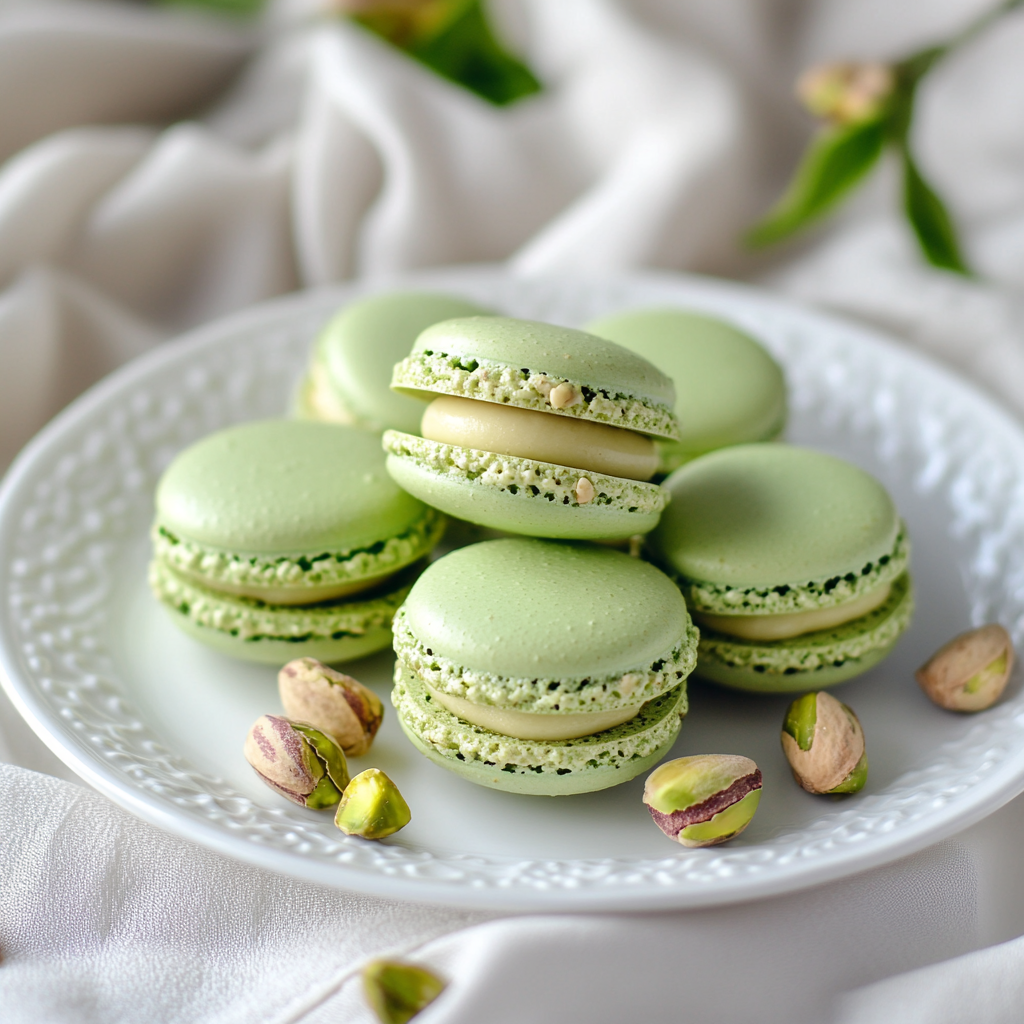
[901, 146, 971, 274]
[410, 0, 542, 106]
[353, 0, 541, 107]
[746, 118, 886, 248]
[157, 0, 265, 15]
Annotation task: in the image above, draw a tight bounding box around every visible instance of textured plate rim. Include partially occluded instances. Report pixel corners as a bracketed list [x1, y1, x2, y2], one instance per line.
[2, 266, 1024, 910]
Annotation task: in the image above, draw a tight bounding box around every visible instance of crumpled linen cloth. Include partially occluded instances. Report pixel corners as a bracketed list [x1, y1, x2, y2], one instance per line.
[4, 0, 1024, 1021]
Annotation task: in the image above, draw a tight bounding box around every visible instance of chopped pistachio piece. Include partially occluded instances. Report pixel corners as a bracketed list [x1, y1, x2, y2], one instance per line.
[336, 768, 411, 839]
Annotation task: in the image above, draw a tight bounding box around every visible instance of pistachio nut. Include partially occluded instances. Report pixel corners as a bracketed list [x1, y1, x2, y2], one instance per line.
[335, 768, 411, 839]
[362, 959, 445, 1024]
[244, 714, 350, 809]
[797, 61, 894, 125]
[915, 624, 1014, 712]
[781, 691, 867, 795]
[643, 754, 762, 847]
[279, 657, 384, 757]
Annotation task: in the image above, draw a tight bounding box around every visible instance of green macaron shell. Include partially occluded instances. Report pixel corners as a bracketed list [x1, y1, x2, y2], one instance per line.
[393, 538, 697, 712]
[155, 421, 441, 593]
[392, 662, 687, 796]
[649, 445, 906, 615]
[149, 561, 413, 664]
[695, 572, 914, 691]
[586, 308, 787, 472]
[383, 431, 667, 539]
[391, 316, 680, 440]
[313, 292, 490, 433]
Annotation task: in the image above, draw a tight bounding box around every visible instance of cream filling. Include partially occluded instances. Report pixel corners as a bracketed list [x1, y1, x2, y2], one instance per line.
[425, 683, 644, 740]
[307, 359, 357, 424]
[694, 582, 892, 641]
[421, 395, 658, 482]
[174, 565, 395, 606]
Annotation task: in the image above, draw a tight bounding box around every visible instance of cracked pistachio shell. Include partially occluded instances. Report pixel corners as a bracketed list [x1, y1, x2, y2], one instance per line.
[915, 624, 1014, 712]
[279, 657, 384, 757]
[643, 754, 762, 848]
[363, 960, 445, 1024]
[244, 714, 350, 809]
[335, 768, 411, 839]
[781, 691, 866, 795]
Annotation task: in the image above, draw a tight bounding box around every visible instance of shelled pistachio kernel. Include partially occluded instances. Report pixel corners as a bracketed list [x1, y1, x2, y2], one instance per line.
[781, 691, 867, 795]
[279, 657, 384, 757]
[643, 755, 762, 848]
[915, 624, 1015, 712]
[336, 768, 411, 839]
[363, 960, 445, 1024]
[244, 714, 350, 809]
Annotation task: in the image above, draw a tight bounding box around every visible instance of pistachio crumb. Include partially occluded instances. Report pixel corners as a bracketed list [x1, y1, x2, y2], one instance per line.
[575, 477, 595, 504]
[549, 382, 580, 409]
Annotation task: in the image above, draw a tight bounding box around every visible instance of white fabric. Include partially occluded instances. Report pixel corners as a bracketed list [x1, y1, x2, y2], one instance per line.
[3, 0, 1024, 1020]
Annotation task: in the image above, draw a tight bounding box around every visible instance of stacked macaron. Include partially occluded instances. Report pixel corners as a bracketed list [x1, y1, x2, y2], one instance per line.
[296, 291, 490, 432]
[149, 420, 444, 663]
[390, 538, 698, 795]
[647, 444, 913, 691]
[383, 316, 680, 539]
[586, 308, 787, 473]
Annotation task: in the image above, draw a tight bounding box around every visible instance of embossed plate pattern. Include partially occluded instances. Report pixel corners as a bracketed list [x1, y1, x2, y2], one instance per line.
[2, 268, 1024, 910]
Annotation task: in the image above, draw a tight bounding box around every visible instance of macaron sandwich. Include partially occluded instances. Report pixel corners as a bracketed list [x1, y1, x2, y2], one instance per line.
[296, 291, 489, 431]
[383, 316, 680, 539]
[149, 420, 445, 663]
[648, 445, 913, 691]
[587, 308, 787, 474]
[390, 538, 699, 795]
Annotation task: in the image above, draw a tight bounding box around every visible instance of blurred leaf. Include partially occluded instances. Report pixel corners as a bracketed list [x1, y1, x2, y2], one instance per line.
[413, 1, 540, 105]
[157, 0, 266, 15]
[746, 118, 886, 247]
[354, 0, 541, 106]
[902, 146, 970, 274]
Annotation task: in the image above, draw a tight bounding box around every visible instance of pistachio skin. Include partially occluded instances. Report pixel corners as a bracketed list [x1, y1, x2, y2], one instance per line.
[916, 624, 1014, 712]
[244, 714, 350, 808]
[781, 691, 866, 795]
[362, 960, 445, 1024]
[336, 768, 411, 839]
[279, 657, 384, 757]
[643, 754, 762, 848]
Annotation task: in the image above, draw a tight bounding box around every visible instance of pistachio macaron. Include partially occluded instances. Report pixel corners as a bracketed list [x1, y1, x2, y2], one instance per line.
[587, 308, 787, 474]
[296, 291, 490, 432]
[149, 420, 445, 663]
[647, 444, 913, 691]
[391, 538, 699, 796]
[383, 316, 679, 539]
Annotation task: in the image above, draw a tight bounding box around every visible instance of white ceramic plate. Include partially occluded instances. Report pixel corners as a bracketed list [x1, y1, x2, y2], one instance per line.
[3, 267, 1024, 911]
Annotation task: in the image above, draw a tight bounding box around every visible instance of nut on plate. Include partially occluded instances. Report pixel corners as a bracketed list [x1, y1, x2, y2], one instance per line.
[336, 768, 411, 839]
[362, 959, 445, 1024]
[915, 624, 1014, 712]
[643, 754, 762, 847]
[279, 657, 384, 756]
[781, 691, 867, 795]
[244, 714, 350, 809]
